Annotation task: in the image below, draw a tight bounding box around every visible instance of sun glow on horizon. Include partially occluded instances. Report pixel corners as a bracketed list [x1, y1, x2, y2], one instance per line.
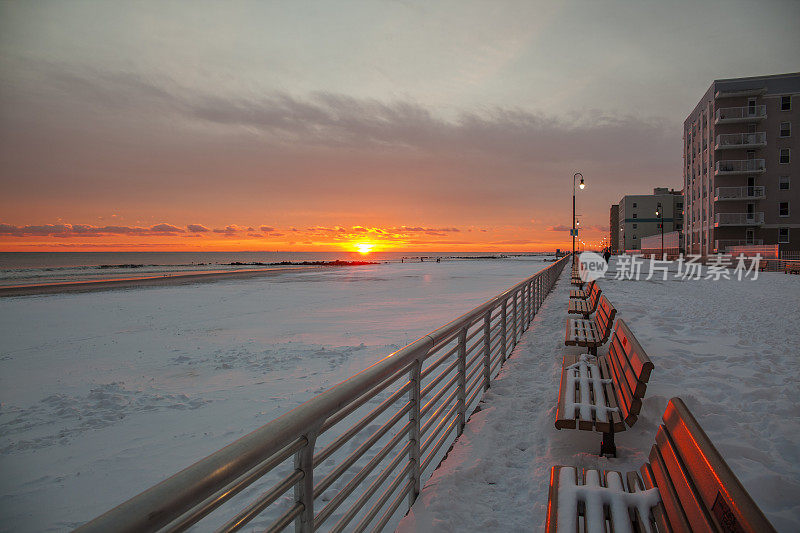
[355, 242, 374, 255]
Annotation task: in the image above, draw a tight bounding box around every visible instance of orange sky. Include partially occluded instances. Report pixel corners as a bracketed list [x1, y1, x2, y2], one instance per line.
[0, 222, 608, 253]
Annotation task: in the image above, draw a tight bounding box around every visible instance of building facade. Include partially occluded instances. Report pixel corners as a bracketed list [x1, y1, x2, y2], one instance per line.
[616, 188, 683, 252]
[683, 72, 800, 255]
[609, 204, 619, 253]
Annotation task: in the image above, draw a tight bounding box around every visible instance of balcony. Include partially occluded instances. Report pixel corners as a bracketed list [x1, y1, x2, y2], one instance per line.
[715, 132, 766, 150]
[715, 239, 764, 252]
[715, 159, 765, 176]
[714, 105, 766, 124]
[714, 186, 766, 201]
[714, 212, 764, 227]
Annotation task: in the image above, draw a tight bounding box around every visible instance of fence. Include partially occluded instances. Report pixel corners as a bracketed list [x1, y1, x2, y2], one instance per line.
[77, 255, 570, 533]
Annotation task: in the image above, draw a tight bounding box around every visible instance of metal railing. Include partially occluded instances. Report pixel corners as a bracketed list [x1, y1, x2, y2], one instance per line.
[714, 186, 766, 201]
[715, 105, 766, 122]
[715, 132, 766, 149]
[715, 159, 765, 174]
[77, 255, 570, 533]
[714, 212, 764, 226]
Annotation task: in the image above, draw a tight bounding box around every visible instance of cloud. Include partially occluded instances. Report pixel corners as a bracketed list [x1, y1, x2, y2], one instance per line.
[0, 223, 185, 237]
[212, 225, 241, 235]
[260, 226, 275, 233]
[187, 224, 210, 232]
[1, 60, 683, 241]
[150, 223, 184, 234]
[547, 225, 572, 232]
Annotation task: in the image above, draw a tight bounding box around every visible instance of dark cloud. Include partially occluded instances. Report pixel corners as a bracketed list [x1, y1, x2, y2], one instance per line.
[212, 225, 240, 235]
[0, 223, 187, 237]
[187, 224, 210, 232]
[547, 225, 572, 232]
[260, 226, 275, 233]
[150, 223, 184, 234]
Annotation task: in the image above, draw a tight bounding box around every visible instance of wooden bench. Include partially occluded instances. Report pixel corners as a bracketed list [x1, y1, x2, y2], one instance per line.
[546, 397, 776, 532]
[564, 295, 616, 355]
[569, 279, 595, 300]
[567, 282, 601, 318]
[556, 319, 652, 456]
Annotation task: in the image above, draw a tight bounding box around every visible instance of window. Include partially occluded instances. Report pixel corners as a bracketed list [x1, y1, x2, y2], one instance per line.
[632, 223, 638, 229]
[677, 202, 683, 209]
[632, 235, 637, 240]
[779, 228, 790, 244]
[779, 176, 791, 190]
[781, 96, 791, 111]
[632, 213, 637, 219]
[779, 202, 790, 217]
[632, 202, 637, 208]
[780, 122, 791, 137]
[780, 148, 790, 164]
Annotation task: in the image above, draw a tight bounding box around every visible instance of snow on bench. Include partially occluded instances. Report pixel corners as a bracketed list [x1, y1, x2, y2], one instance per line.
[569, 279, 595, 300]
[568, 282, 601, 318]
[556, 319, 653, 456]
[546, 397, 776, 533]
[564, 294, 616, 355]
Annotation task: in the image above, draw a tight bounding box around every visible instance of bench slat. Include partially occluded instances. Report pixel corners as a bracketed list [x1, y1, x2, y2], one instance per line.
[608, 335, 647, 399]
[654, 426, 716, 531]
[640, 461, 678, 532]
[614, 320, 655, 383]
[596, 357, 625, 433]
[545, 466, 565, 533]
[648, 441, 698, 532]
[554, 355, 578, 430]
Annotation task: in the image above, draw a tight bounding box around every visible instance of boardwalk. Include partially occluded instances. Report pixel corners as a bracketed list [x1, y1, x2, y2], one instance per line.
[400, 263, 800, 532]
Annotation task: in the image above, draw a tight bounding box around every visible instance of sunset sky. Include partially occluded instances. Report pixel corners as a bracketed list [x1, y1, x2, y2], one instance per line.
[1, 1, 798, 252]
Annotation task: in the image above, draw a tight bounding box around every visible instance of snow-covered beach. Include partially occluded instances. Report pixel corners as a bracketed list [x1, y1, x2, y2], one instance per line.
[2, 256, 799, 532]
[0, 256, 554, 532]
[399, 259, 800, 532]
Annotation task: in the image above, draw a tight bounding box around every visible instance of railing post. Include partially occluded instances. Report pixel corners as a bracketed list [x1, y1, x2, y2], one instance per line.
[294, 429, 319, 533]
[407, 360, 422, 507]
[538, 275, 542, 310]
[512, 289, 518, 345]
[456, 327, 467, 435]
[500, 300, 507, 364]
[482, 311, 491, 390]
[521, 284, 527, 332]
[529, 281, 535, 322]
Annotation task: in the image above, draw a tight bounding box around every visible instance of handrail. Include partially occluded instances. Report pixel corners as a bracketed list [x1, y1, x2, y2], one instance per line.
[76, 254, 570, 533]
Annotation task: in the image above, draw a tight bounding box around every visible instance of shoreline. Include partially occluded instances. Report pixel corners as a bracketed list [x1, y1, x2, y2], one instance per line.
[0, 266, 327, 297]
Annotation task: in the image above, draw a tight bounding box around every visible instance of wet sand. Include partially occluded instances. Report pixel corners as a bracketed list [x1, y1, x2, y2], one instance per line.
[0, 266, 322, 297]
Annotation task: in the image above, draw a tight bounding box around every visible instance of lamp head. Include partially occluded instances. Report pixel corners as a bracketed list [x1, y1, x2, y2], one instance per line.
[579, 177, 585, 190]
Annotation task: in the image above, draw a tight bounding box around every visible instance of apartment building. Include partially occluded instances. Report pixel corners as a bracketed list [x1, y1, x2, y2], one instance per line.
[615, 188, 683, 252]
[609, 204, 619, 253]
[683, 72, 800, 254]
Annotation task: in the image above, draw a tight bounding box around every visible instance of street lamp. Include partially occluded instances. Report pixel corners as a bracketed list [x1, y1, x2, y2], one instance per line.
[573, 172, 585, 259]
[656, 202, 664, 257]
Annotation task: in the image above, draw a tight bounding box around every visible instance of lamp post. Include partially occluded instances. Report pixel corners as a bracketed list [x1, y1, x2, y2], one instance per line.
[573, 172, 585, 259]
[656, 202, 664, 257]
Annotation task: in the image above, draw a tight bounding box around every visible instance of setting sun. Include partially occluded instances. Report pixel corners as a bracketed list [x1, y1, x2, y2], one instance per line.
[355, 242, 374, 255]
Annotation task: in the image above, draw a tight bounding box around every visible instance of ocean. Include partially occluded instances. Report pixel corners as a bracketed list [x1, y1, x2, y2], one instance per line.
[0, 251, 551, 287]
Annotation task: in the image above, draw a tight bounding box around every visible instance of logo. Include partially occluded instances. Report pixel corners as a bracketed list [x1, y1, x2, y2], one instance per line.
[578, 252, 608, 282]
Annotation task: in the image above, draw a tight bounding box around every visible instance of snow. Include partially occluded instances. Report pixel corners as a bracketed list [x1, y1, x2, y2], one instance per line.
[555, 467, 660, 533]
[399, 259, 800, 532]
[0, 257, 553, 532]
[564, 355, 616, 424]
